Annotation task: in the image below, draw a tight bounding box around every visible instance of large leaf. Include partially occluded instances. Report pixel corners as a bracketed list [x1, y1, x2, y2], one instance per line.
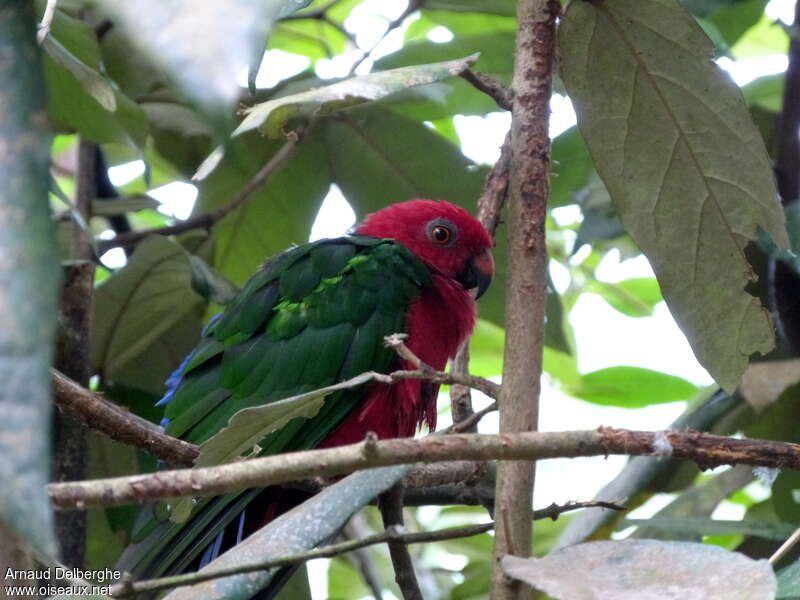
[90, 236, 205, 393]
[42, 36, 115, 111]
[193, 132, 330, 286]
[564, 366, 698, 407]
[235, 54, 478, 138]
[777, 559, 800, 599]
[629, 465, 754, 541]
[163, 465, 410, 600]
[0, 0, 60, 560]
[196, 372, 376, 467]
[42, 7, 147, 147]
[560, 0, 789, 392]
[623, 516, 795, 540]
[503, 540, 776, 599]
[94, 0, 307, 125]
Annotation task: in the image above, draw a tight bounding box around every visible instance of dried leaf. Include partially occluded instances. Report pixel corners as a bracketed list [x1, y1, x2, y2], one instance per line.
[503, 540, 776, 599]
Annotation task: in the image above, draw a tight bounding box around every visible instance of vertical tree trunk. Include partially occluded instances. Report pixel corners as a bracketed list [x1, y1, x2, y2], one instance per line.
[490, 1, 558, 599]
[52, 139, 96, 567]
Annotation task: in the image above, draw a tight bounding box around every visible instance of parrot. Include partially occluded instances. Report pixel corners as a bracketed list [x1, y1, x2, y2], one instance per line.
[117, 199, 494, 589]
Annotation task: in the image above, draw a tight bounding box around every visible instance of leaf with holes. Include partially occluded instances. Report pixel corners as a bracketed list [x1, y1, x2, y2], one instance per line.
[560, 0, 788, 392]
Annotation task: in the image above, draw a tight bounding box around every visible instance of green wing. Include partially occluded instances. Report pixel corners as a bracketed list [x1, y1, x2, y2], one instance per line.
[117, 236, 429, 578]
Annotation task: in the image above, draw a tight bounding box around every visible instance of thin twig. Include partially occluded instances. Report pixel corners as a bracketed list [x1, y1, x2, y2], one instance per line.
[48, 428, 800, 510]
[37, 0, 58, 44]
[447, 401, 498, 433]
[460, 70, 513, 110]
[51, 369, 199, 468]
[380, 486, 423, 600]
[110, 500, 623, 597]
[343, 515, 385, 599]
[97, 134, 300, 253]
[770, 526, 800, 565]
[384, 334, 500, 399]
[449, 344, 475, 429]
[348, 0, 423, 75]
[477, 130, 512, 236]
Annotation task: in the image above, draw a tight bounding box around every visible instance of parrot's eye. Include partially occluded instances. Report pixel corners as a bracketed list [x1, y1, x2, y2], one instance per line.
[427, 218, 457, 246]
[431, 226, 451, 244]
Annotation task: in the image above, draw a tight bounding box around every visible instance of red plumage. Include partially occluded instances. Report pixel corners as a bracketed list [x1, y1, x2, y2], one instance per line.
[321, 199, 493, 446]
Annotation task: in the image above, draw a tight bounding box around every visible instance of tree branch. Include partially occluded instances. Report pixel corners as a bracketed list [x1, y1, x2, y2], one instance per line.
[48, 428, 800, 510]
[96, 134, 300, 253]
[110, 499, 623, 597]
[50, 343, 499, 471]
[379, 485, 423, 600]
[460, 70, 513, 110]
[492, 0, 559, 597]
[52, 137, 96, 567]
[51, 370, 199, 468]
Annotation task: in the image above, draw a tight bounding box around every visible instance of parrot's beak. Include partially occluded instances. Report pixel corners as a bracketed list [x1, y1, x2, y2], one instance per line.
[458, 247, 494, 300]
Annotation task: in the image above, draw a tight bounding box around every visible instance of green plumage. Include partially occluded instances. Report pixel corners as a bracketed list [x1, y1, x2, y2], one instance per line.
[118, 236, 429, 578]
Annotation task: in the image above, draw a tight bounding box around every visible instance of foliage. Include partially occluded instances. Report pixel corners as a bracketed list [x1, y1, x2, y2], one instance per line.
[14, 0, 800, 597]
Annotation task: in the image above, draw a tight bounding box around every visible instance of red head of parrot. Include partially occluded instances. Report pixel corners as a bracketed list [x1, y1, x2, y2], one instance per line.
[356, 199, 494, 299]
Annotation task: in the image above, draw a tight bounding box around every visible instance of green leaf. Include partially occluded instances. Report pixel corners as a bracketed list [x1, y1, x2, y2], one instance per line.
[188, 255, 240, 305]
[503, 540, 777, 598]
[0, 0, 60, 560]
[42, 9, 147, 147]
[589, 277, 663, 318]
[194, 132, 330, 286]
[235, 54, 479, 138]
[731, 11, 790, 59]
[269, 20, 348, 60]
[423, 0, 516, 15]
[625, 517, 794, 540]
[42, 36, 116, 111]
[94, 0, 301, 126]
[469, 319, 578, 382]
[743, 73, 784, 112]
[560, 0, 788, 392]
[629, 465, 754, 541]
[777, 559, 800, 599]
[704, 0, 768, 47]
[550, 127, 593, 209]
[468, 319, 504, 377]
[565, 366, 698, 407]
[90, 237, 205, 394]
[195, 372, 375, 468]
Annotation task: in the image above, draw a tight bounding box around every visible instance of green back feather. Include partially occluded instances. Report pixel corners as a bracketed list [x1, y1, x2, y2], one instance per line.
[118, 235, 429, 578]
